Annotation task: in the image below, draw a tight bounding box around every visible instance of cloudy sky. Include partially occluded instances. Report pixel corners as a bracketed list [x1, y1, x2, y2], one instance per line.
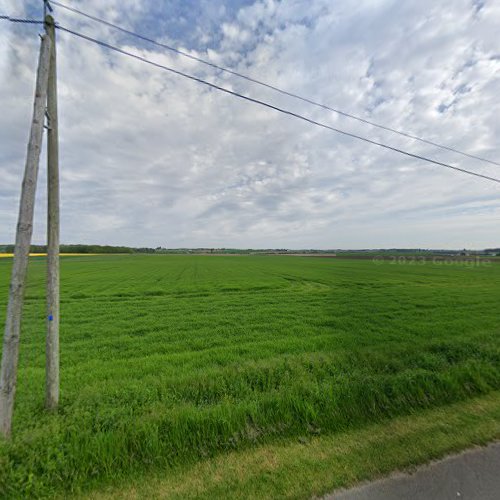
[1, 0, 499, 249]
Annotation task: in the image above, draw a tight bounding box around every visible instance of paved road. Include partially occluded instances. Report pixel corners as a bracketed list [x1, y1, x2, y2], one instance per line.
[327, 442, 500, 500]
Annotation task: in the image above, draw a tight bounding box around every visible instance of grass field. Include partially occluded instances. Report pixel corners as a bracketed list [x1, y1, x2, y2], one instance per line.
[0, 255, 499, 498]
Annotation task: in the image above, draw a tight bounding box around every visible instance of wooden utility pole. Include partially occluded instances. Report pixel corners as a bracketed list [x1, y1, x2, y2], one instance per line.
[45, 14, 60, 410]
[0, 34, 52, 438]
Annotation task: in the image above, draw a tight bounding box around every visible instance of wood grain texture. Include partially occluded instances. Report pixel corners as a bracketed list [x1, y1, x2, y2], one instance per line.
[45, 15, 60, 411]
[0, 34, 51, 438]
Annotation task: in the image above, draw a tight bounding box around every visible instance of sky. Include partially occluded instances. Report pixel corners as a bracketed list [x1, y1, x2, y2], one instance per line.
[0, 0, 499, 249]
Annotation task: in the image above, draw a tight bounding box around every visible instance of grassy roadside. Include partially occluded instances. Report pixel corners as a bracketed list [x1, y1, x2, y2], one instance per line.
[86, 391, 500, 499]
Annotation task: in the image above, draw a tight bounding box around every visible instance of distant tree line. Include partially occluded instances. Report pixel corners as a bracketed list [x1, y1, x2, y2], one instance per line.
[1, 245, 499, 256]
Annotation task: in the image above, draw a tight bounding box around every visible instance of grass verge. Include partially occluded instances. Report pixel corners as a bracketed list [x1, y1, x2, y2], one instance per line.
[86, 391, 500, 499]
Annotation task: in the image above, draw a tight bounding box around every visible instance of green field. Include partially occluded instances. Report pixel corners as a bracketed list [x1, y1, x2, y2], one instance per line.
[0, 255, 499, 498]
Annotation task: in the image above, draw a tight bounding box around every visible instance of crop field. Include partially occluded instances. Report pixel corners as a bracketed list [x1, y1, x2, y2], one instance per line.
[0, 254, 499, 498]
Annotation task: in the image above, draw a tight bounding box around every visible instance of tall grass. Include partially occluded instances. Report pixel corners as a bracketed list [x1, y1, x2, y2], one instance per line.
[0, 255, 498, 497]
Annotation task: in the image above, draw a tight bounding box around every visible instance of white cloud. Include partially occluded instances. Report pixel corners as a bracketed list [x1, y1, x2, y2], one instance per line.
[0, 0, 499, 249]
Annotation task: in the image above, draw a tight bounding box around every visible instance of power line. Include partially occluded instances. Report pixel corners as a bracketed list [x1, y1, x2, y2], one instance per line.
[50, 0, 500, 168]
[0, 15, 44, 24]
[56, 25, 500, 185]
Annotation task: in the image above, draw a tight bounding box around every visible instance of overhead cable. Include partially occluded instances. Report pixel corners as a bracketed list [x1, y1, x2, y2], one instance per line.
[56, 25, 500, 185]
[50, 0, 500, 168]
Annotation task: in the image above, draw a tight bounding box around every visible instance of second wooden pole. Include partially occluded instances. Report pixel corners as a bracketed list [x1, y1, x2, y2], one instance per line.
[45, 14, 60, 411]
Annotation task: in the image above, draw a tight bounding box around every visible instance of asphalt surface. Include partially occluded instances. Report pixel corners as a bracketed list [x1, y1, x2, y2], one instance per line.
[327, 442, 500, 500]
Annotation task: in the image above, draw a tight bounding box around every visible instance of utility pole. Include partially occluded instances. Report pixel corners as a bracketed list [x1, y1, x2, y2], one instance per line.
[0, 34, 52, 438]
[45, 14, 60, 411]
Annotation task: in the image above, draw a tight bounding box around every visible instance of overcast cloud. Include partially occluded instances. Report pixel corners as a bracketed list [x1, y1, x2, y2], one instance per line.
[1, 0, 499, 249]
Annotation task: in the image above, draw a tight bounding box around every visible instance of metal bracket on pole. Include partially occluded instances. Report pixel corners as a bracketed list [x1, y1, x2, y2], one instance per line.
[44, 110, 52, 130]
[43, 0, 53, 18]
